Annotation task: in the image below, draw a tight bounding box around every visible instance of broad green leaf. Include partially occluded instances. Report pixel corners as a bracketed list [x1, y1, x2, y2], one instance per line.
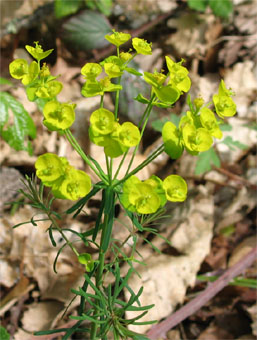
[55, 0, 83, 19]
[195, 148, 221, 175]
[187, 0, 208, 11]
[209, 0, 233, 18]
[0, 77, 12, 85]
[62, 10, 112, 50]
[222, 136, 248, 151]
[0, 92, 36, 153]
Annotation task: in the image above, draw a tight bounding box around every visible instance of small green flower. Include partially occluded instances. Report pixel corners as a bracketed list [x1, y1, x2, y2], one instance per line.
[27, 80, 63, 101]
[78, 253, 94, 272]
[9, 59, 39, 85]
[162, 121, 184, 159]
[166, 57, 191, 93]
[163, 175, 187, 202]
[143, 71, 166, 88]
[120, 52, 132, 62]
[53, 167, 91, 201]
[105, 30, 131, 47]
[104, 62, 123, 78]
[213, 80, 236, 119]
[200, 107, 222, 139]
[121, 176, 161, 214]
[25, 41, 53, 61]
[90, 108, 115, 135]
[35, 153, 65, 186]
[132, 37, 152, 55]
[182, 123, 213, 153]
[145, 175, 167, 207]
[194, 96, 204, 110]
[43, 100, 76, 131]
[81, 63, 102, 81]
[118, 122, 140, 147]
[81, 77, 122, 97]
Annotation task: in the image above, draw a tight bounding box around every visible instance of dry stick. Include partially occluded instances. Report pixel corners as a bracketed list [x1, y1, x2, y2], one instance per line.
[147, 246, 257, 340]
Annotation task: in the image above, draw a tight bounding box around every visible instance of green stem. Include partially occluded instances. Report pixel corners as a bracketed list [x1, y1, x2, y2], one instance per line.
[65, 129, 108, 184]
[90, 199, 114, 339]
[138, 93, 155, 129]
[114, 144, 165, 188]
[100, 95, 104, 108]
[114, 77, 121, 120]
[113, 150, 129, 180]
[125, 95, 156, 177]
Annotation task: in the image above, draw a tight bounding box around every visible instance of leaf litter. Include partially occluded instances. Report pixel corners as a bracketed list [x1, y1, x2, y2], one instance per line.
[0, 1, 256, 338]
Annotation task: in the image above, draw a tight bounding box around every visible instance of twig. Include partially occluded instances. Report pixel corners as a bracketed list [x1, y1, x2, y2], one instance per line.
[146, 246, 257, 339]
[214, 166, 257, 191]
[92, 11, 174, 61]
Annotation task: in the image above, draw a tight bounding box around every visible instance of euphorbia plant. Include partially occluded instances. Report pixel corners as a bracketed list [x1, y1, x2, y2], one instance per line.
[9, 30, 236, 339]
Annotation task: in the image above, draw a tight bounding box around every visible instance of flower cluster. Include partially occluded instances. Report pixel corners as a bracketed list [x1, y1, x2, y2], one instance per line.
[9, 42, 75, 132]
[162, 82, 236, 159]
[121, 174, 187, 214]
[81, 30, 152, 98]
[89, 108, 140, 158]
[35, 153, 91, 200]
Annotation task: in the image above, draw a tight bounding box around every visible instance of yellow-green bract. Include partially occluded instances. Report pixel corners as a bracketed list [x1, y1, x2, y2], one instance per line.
[9, 59, 39, 85]
[35, 153, 91, 201]
[213, 80, 237, 118]
[121, 174, 187, 214]
[132, 37, 152, 55]
[89, 109, 140, 158]
[43, 100, 76, 131]
[105, 30, 131, 47]
[25, 41, 53, 61]
[166, 57, 191, 93]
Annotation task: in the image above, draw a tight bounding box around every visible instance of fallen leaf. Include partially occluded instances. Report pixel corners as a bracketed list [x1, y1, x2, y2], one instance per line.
[125, 190, 214, 333]
[21, 301, 64, 332]
[228, 236, 257, 267]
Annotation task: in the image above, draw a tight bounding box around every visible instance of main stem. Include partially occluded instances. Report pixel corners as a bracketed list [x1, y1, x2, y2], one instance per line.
[90, 195, 114, 339]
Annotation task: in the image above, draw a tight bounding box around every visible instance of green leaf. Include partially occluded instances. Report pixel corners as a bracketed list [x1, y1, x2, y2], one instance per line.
[134, 93, 150, 104]
[152, 113, 180, 133]
[0, 326, 10, 340]
[187, 0, 208, 11]
[222, 136, 248, 151]
[220, 123, 232, 131]
[0, 92, 36, 153]
[209, 0, 233, 18]
[55, 0, 82, 19]
[151, 117, 169, 132]
[62, 10, 112, 51]
[195, 148, 221, 175]
[86, 0, 113, 16]
[242, 122, 257, 131]
[125, 67, 143, 76]
[0, 77, 12, 85]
